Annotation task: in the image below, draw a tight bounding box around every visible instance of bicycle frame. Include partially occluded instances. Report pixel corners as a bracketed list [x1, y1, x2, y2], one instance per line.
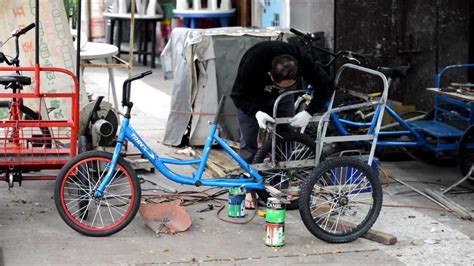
[94, 116, 265, 197]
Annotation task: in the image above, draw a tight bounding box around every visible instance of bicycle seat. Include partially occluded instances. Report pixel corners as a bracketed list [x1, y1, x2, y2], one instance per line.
[377, 66, 410, 80]
[0, 75, 31, 87]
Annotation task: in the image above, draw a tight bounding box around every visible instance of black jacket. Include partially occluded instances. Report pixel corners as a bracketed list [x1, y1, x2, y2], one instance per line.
[231, 41, 333, 116]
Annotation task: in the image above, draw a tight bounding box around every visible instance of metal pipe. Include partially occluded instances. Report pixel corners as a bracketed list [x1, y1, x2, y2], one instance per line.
[390, 175, 450, 211]
[318, 63, 390, 166]
[129, 0, 135, 77]
[271, 90, 306, 167]
[76, 0, 82, 85]
[35, 0, 39, 65]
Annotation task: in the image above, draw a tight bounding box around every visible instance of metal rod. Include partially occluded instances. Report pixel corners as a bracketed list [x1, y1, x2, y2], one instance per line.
[390, 175, 450, 211]
[271, 90, 306, 166]
[129, 0, 135, 77]
[442, 166, 474, 194]
[35, 0, 39, 65]
[76, 0, 82, 85]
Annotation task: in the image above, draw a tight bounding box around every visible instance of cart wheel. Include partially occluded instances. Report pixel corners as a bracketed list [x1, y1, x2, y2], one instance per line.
[299, 157, 382, 243]
[457, 125, 474, 184]
[253, 131, 316, 210]
[54, 151, 141, 236]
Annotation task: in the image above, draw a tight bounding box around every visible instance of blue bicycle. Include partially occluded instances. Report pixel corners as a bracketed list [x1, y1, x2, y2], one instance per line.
[54, 57, 383, 243]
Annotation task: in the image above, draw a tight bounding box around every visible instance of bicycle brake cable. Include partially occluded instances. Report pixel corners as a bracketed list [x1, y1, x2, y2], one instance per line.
[0, 36, 13, 49]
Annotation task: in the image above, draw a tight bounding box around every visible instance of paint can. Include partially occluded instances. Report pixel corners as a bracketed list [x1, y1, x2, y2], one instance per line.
[265, 197, 285, 247]
[227, 187, 246, 218]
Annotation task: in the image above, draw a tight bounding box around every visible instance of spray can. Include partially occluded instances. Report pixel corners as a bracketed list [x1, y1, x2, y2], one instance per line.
[265, 197, 285, 247]
[227, 187, 246, 218]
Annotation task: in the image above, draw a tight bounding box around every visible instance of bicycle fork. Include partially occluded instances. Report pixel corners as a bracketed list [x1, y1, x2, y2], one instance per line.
[93, 118, 128, 197]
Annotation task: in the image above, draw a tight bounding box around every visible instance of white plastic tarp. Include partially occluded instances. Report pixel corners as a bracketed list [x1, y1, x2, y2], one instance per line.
[162, 27, 284, 146]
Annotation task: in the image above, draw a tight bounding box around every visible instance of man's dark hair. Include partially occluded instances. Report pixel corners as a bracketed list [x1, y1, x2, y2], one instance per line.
[270, 54, 299, 83]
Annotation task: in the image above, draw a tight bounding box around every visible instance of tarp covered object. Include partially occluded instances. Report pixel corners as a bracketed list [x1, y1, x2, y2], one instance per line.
[162, 27, 284, 146]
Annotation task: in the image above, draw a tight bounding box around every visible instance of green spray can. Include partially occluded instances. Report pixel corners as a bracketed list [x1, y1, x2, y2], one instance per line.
[227, 187, 246, 218]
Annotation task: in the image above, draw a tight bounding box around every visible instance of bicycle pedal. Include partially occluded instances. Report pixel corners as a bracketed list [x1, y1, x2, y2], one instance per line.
[264, 185, 290, 204]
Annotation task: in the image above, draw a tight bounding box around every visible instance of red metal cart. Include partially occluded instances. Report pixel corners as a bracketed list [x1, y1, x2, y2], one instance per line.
[0, 65, 79, 184]
[0, 0, 81, 186]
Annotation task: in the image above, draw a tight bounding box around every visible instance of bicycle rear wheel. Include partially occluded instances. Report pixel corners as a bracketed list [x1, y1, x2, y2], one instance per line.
[299, 157, 382, 243]
[253, 131, 316, 210]
[54, 151, 141, 236]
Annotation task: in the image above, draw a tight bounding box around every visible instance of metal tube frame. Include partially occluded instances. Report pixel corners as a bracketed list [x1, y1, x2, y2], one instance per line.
[268, 63, 390, 169]
[94, 117, 265, 197]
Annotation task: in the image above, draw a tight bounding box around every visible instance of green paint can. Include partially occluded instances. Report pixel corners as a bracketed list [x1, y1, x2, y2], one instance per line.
[265, 197, 285, 247]
[227, 187, 246, 218]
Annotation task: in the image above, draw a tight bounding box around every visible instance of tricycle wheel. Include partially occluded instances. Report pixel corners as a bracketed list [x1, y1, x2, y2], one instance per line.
[299, 157, 382, 243]
[54, 151, 141, 236]
[457, 125, 474, 184]
[253, 131, 316, 210]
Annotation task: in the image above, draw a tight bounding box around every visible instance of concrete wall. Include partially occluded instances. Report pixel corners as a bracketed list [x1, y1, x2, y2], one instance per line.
[290, 0, 334, 48]
[335, 0, 471, 110]
[281, 0, 471, 109]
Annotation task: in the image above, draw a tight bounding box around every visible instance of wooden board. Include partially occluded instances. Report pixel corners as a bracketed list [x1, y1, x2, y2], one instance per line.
[169, 148, 239, 178]
[328, 219, 397, 245]
[427, 88, 474, 102]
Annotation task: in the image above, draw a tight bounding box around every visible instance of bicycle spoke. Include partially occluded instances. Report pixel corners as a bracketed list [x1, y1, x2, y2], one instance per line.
[308, 163, 377, 237]
[105, 201, 116, 225]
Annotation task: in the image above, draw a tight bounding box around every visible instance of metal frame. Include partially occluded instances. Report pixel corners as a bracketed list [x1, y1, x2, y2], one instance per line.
[93, 115, 265, 197]
[267, 63, 389, 169]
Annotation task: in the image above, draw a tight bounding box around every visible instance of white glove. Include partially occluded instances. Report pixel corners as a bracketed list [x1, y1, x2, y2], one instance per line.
[255, 111, 275, 129]
[289, 110, 312, 128]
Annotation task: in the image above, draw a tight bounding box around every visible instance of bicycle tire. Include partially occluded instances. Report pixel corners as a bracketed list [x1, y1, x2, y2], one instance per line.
[298, 157, 382, 243]
[253, 130, 316, 210]
[0, 101, 52, 148]
[457, 125, 474, 184]
[54, 151, 141, 237]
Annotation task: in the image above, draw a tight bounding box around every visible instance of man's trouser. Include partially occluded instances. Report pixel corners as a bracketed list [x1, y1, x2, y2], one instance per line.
[236, 95, 295, 163]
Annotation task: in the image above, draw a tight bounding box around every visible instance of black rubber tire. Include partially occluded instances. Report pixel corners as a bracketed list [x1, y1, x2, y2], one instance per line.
[298, 157, 383, 243]
[54, 151, 141, 237]
[0, 101, 52, 148]
[457, 125, 474, 184]
[253, 130, 316, 210]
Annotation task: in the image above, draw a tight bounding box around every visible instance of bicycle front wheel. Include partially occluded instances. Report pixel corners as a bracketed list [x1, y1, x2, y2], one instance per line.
[54, 151, 141, 237]
[299, 157, 382, 243]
